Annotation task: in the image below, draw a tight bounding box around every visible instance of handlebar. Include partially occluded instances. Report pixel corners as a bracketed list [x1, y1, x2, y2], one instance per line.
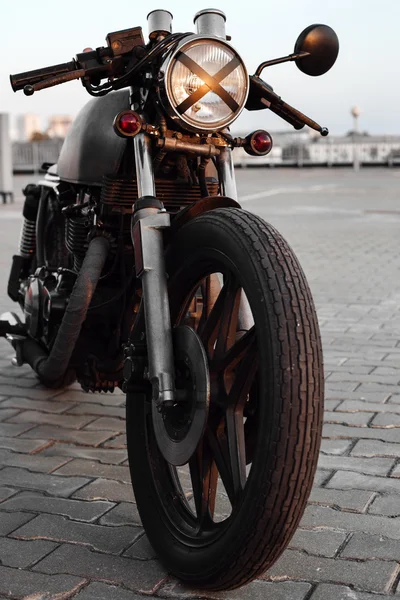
[10, 35, 328, 138]
[247, 75, 329, 136]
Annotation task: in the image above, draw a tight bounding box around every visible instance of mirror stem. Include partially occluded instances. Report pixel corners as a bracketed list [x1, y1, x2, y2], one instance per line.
[255, 51, 310, 77]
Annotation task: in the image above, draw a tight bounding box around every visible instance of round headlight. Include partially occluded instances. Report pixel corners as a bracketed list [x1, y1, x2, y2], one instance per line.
[161, 36, 248, 132]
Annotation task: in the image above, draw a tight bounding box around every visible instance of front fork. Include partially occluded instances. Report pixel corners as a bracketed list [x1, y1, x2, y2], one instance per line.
[131, 131, 242, 406]
[132, 132, 175, 405]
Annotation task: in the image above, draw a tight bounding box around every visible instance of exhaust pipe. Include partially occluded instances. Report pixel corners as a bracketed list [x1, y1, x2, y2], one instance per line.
[21, 235, 110, 387]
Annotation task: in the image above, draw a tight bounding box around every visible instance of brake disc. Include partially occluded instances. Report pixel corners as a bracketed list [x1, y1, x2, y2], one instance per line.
[152, 325, 210, 466]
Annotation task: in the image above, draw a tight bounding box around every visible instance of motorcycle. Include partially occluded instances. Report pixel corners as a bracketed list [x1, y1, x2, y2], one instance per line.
[2, 9, 339, 590]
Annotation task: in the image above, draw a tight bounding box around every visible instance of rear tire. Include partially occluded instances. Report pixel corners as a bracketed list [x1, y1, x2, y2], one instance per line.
[126, 208, 323, 590]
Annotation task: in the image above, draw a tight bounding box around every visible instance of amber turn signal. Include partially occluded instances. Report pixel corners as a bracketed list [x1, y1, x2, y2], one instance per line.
[113, 111, 143, 137]
[244, 130, 273, 156]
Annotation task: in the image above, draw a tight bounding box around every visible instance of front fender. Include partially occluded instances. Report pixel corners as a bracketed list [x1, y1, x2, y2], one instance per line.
[166, 196, 241, 242]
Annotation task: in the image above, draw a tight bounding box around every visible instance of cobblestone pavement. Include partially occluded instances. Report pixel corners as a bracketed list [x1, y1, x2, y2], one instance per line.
[0, 168, 399, 599]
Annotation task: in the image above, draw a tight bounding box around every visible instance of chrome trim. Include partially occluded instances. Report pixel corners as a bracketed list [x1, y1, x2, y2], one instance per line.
[133, 133, 156, 197]
[134, 210, 175, 406]
[194, 9, 226, 39]
[217, 146, 238, 200]
[147, 9, 173, 39]
[158, 34, 249, 133]
[131, 128, 176, 407]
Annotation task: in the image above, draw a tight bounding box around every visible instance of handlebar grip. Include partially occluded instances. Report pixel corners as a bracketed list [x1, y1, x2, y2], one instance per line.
[266, 102, 305, 131]
[10, 61, 77, 92]
[247, 75, 328, 135]
[280, 101, 328, 136]
[24, 69, 86, 95]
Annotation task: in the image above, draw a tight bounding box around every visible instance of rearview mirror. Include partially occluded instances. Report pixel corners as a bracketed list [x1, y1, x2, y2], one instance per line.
[294, 24, 339, 76]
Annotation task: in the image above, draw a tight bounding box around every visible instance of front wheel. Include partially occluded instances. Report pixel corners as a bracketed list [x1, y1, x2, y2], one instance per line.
[126, 208, 323, 590]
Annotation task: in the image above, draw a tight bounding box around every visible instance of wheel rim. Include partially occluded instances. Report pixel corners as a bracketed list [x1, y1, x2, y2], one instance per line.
[146, 258, 261, 544]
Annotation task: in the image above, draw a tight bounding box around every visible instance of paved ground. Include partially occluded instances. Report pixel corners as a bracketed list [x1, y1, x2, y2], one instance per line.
[0, 168, 399, 599]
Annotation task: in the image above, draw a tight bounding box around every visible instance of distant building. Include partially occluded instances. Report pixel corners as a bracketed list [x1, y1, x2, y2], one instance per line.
[47, 115, 73, 139]
[16, 114, 42, 141]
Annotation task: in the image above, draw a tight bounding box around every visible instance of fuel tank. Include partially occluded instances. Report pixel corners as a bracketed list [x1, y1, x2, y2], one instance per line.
[58, 90, 130, 186]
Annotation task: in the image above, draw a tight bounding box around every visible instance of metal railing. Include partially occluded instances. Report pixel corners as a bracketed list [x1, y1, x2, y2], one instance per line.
[13, 140, 64, 172]
[11, 137, 400, 173]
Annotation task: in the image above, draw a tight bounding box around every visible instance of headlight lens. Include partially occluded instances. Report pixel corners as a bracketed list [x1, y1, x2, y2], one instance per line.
[164, 37, 248, 131]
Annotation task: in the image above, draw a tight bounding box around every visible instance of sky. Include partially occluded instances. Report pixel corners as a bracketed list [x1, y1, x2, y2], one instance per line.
[0, 0, 399, 136]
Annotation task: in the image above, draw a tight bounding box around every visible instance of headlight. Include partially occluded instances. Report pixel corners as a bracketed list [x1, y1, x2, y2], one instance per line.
[160, 36, 249, 132]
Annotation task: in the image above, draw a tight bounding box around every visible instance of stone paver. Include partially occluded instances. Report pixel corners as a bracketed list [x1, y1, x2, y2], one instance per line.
[351, 439, 400, 457]
[317, 454, 395, 476]
[53, 457, 131, 482]
[310, 584, 389, 599]
[288, 528, 347, 557]
[0, 169, 399, 597]
[340, 532, 400, 560]
[159, 579, 312, 599]
[20, 424, 115, 446]
[0, 466, 90, 497]
[0, 486, 17, 502]
[264, 549, 398, 593]
[74, 582, 146, 600]
[0, 448, 69, 472]
[301, 504, 400, 540]
[1, 491, 115, 522]
[12, 513, 143, 554]
[99, 502, 142, 526]
[33, 543, 167, 593]
[0, 537, 58, 568]
[0, 566, 86, 598]
[368, 494, 400, 517]
[39, 442, 128, 464]
[0, 511, 35, 536]
[308, 487, 375, 511]
[327, 470, 400, 493]
[0, 435, 50, 453]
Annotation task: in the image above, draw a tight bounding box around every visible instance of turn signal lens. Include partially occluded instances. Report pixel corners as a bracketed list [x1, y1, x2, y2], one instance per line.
[113, 111, 142, 137]
[244, 130, 273, 156]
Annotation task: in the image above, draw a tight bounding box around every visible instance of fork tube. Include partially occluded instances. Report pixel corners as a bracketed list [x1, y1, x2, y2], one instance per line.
[134, 133, 156, 197]
[217, 147, 238, 201]
[216, 147, 253, 330]
[132, 131, 175, 405]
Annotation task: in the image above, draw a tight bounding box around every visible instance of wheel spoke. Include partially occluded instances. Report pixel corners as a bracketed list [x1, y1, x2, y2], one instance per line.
[214, 276, 241, 359]
[197, 274, 220, 335]
[227, 336, 258, 411]
[206, 414, 246, 506]
[189, 438, 218, 525]
[210, 326, 256, 375]
[225, 407, 247, 498]
[207, 423, 235, 504]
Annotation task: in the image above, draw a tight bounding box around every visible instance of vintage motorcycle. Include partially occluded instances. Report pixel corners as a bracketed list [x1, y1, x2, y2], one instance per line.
[2, 9, 339, 589]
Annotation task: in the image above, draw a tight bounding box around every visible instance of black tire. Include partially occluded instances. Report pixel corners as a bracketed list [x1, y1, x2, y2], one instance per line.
[126, 208, 323, 590]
